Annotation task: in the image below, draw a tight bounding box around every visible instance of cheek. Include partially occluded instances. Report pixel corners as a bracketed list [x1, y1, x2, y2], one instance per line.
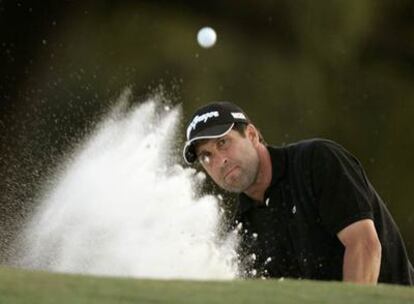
[208, 165, 227, 185]
[230, 143, 248, 161]
[203, 164, 220, 180]
[235, 143, 256, 165]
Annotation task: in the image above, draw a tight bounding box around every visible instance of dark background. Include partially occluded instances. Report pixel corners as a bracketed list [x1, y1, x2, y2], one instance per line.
[1, 0, 413, 263]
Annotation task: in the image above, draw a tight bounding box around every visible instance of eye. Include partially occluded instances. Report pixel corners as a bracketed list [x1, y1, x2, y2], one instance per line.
[198, 152, 211, 165]
[217, 137, 229, 149]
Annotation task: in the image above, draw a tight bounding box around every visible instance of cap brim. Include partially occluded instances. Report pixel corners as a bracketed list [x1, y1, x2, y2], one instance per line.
[183, 123, 234, 164]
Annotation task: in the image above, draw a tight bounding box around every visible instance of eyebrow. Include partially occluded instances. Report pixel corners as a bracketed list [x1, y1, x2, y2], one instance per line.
[195, 138, 220, 158]
[196, 146, 210, 158]
[195, 134, 230, 156]
[194, 141, 209, 158]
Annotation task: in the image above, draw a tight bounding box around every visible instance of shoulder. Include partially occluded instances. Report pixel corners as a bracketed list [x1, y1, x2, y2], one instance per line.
[281, 138, 346, 160]
[278, 138, 361, 175]
[287, 138, 344, 150]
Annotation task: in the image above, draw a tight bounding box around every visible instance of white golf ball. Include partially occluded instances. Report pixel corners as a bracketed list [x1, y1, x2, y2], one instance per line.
[197, 27, 217, 48]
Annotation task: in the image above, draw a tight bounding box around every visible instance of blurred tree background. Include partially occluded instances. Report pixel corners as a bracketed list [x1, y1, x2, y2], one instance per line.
[0, 0, 413, 263]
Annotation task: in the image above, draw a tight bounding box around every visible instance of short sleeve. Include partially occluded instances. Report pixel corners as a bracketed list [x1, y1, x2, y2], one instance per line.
[310, 140, 374, 235]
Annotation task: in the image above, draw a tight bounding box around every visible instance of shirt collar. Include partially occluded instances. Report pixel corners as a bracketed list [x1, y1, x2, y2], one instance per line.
[237, 145, 286, 214]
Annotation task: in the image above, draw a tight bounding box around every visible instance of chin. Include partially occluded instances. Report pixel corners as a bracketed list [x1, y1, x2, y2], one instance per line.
[222, 183, 245, 193]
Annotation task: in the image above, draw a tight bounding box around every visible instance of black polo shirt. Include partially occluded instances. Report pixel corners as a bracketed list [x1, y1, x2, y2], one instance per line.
[235, 138, 414, 285]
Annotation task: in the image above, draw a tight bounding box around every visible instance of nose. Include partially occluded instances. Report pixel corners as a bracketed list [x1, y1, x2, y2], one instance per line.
[216, 151, 228, 166]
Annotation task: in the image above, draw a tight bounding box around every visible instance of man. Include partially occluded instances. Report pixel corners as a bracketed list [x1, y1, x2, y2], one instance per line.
[183, 101, 414, 285]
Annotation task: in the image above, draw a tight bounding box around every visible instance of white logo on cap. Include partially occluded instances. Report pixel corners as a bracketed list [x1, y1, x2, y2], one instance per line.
[231, 112, 246, 120]
[186, 111, 219, 139]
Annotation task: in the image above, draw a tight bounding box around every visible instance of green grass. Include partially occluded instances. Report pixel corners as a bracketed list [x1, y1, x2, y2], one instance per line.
[0, 266, 413, 303]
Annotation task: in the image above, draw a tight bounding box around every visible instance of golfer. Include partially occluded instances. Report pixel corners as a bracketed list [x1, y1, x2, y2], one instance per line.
[183, 101, 414, 285]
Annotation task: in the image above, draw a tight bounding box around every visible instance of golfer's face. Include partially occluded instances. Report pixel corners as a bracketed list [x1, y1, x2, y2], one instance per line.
[195, 128, 260, 193]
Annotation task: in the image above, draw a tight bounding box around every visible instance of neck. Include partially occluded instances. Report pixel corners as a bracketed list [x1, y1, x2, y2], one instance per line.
[244, 144, 272, 202]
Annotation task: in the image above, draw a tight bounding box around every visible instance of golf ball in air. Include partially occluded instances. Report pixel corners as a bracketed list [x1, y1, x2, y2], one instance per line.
[197, 27, 217, 48]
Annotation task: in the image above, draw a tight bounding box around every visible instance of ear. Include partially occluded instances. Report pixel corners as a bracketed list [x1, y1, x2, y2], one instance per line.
[246, 124, 259, 144]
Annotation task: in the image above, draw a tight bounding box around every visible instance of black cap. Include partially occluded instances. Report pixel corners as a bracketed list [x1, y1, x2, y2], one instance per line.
[183, 101, 249, 164]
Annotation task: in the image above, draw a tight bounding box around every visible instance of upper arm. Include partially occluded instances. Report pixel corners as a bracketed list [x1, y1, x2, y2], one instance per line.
[310, 140, 374, 235]
[337, 219, 380, 248]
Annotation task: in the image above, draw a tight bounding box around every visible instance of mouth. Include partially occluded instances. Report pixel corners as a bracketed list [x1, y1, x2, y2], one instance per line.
[224, 165, 238, 179]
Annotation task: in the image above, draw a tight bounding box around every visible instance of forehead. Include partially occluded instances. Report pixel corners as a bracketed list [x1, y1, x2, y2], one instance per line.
[194, 130, 240, 153]
[194, 138, 215, 153]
